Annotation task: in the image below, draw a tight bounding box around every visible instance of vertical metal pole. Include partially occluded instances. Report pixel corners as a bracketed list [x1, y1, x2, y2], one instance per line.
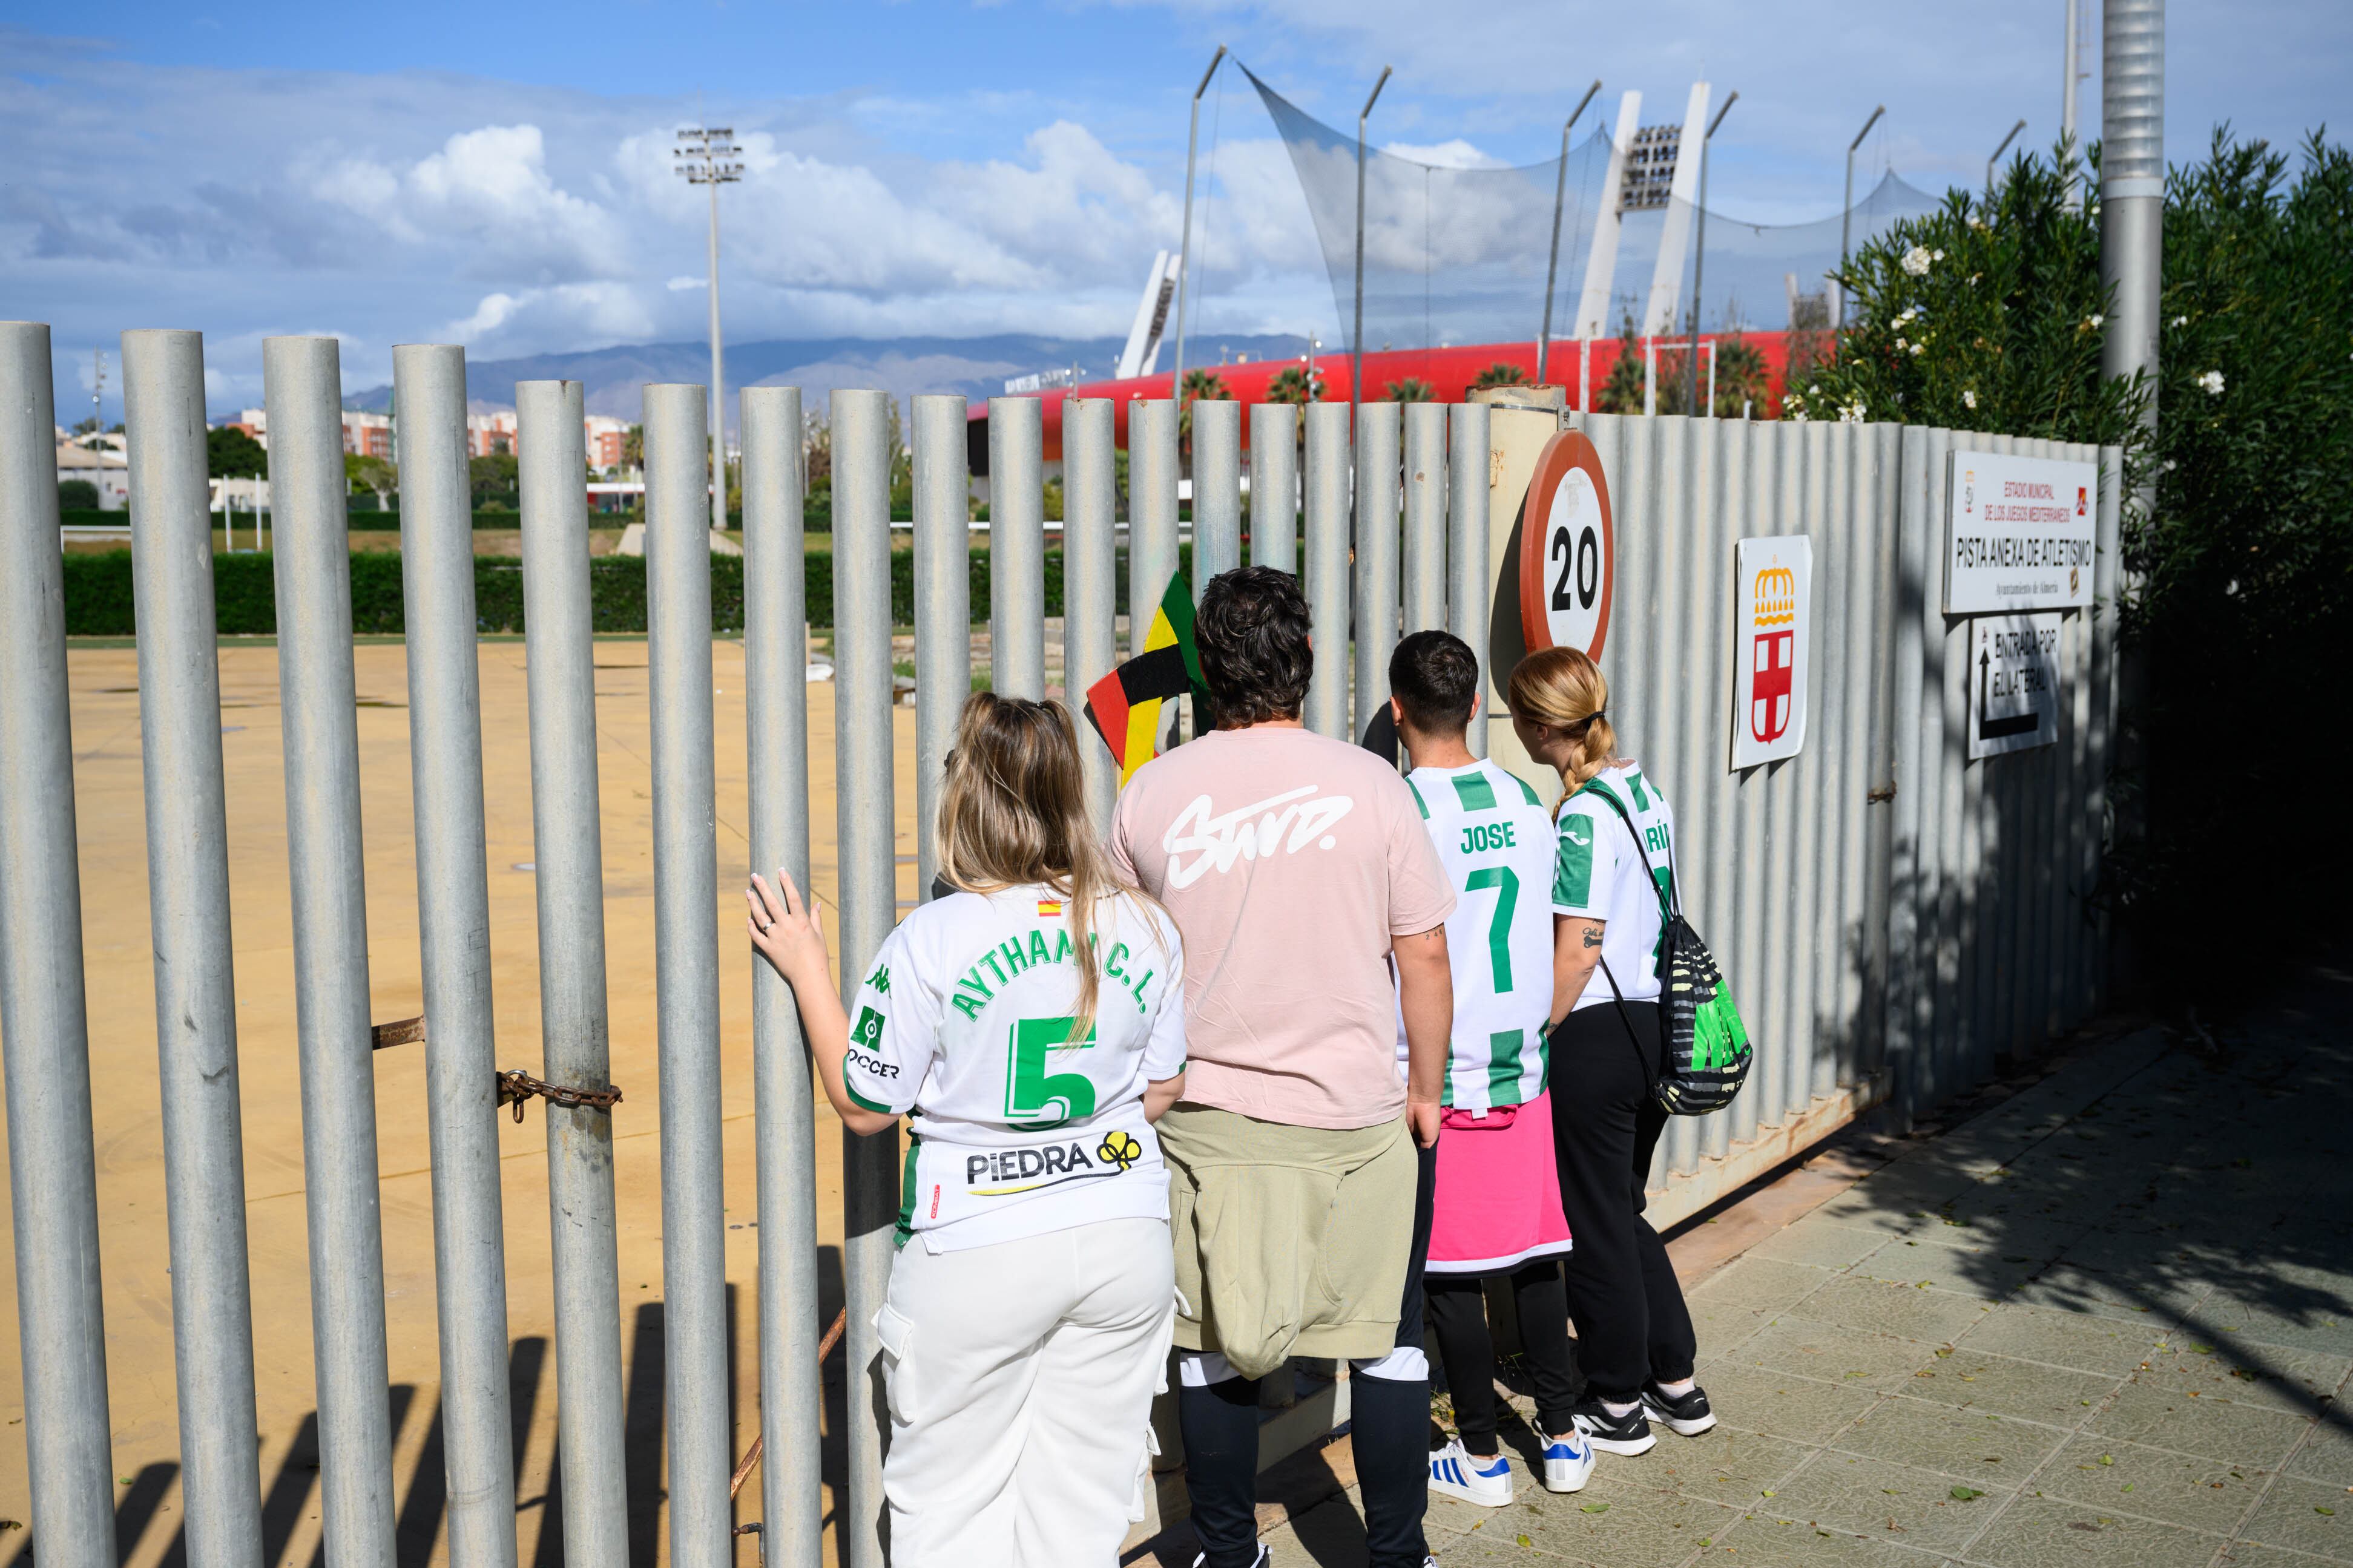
[915, 394, 971, 896]
[1130, 400, 1180, 658]
[709, 178, 727, 531]
[742, 384, 821, 1568]
[1249, 402, 1297, 573]
[1537, 85, 1601, 387]
[1687, 93, 1738, 416]
[1065, 399, 1121, 828]
[393, 343, 518, 1568]
[1353, 66, 1393, 428]
[266, 335, 397, 1568]
[1840, 107, 1886, 326]
[122, 329, 266, 1568]
[1303, 402, 1352, 738]
[832, 389, 899, 1568]
[987, 397, 1046, 699]
[1171, 45, 1228, 400]
[1580, 337, 1592, 413]
[2062, 0, 2082, 208]
[1401, 402, 1446, 634]
[2101, 0, 2164, 439]
[642, 383, 731, 1568]
[1193, 398, 1243, 590]
[1446, 402, 1491, 756]
[0, 320, 117, 1568]
[518, 379, 631, 1568]
[1352, 401, 1401, 740]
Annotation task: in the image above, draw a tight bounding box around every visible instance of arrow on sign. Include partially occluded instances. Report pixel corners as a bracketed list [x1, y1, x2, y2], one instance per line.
[1977, 648, 2038, 741]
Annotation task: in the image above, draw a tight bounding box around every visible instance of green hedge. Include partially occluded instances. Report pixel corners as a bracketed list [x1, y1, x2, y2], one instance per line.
[56, 544, 1187, 637]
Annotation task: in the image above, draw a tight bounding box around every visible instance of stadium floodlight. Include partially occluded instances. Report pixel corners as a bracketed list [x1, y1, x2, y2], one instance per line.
[1352, 64, 1392, 424]
[674, 125, 743, 527]
[1536, 80, 1603, 387]
[1171, 45, 1228, 405]
[1686, 90, 1738, 415]
[1839, 105, 1886, 326]
[1988, 118, 2028, 192]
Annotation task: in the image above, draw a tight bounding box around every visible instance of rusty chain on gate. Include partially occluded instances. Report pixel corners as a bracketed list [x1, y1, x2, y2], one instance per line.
[493, 1069, 624, 1124]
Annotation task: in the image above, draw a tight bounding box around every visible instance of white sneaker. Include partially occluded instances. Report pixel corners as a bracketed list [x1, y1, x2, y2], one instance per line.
[1190, 1550, 1269, 1568]
[1427, 1438, 1515, 1506]
[1534, 1426, 1598, 1493]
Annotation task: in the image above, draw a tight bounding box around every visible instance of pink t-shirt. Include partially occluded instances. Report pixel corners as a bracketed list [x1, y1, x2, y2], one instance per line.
[1110, 724, 1456, 1129]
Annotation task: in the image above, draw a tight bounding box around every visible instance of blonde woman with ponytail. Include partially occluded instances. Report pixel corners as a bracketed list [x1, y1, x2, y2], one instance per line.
[1507, 648, 1716, 1460]
[748, 692, 1186, 1567]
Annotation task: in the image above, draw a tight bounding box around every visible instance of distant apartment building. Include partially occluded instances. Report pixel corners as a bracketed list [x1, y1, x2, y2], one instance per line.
[229, 408, 634, 471]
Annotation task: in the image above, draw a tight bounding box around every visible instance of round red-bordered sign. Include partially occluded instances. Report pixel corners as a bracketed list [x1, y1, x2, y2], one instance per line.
[1517, 428, 1615, 661]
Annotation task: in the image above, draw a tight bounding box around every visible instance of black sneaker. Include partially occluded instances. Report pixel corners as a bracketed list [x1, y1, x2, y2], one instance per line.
[1641, 1379, 1718, 1437]
[1568, 1395, 1656, 1456]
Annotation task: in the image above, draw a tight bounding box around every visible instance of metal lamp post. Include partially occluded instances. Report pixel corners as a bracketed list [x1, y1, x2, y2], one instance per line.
[1352, 64, 1393, 423]
[1988, 117, 2027, 193]
[1536, 79, 1602, 388]
[1170, 44, 1227, 405]
[1685, 90, 1738, 416]
[674, 126, 742, 531]
[1839, 105, 1886, 326]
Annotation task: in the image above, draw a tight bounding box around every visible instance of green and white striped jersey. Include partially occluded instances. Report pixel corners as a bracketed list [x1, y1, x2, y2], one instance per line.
[1395, 760, 1559, 1110]
[1551, 763, 1677, 1012]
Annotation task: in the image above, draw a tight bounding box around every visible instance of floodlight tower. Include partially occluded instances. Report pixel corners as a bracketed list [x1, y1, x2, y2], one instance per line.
[675, 125, 743, 528]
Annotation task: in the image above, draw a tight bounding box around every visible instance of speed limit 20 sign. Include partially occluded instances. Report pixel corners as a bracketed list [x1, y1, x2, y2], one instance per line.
[1517, 429, 1614, 660]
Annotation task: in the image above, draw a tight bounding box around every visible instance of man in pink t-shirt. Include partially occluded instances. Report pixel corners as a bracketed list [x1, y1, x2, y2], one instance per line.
[1111, 566, 1454, 1568]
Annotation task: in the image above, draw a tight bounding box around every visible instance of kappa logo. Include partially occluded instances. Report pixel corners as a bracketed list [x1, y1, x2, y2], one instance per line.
[1160, 784, 1355, 888]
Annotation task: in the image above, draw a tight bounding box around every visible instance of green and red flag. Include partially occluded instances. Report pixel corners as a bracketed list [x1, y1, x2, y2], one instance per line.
[1084, 574, 1209, 787]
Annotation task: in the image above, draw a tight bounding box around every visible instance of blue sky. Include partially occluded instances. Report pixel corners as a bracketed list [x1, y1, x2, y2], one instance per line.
[10, 0, 2347, 416]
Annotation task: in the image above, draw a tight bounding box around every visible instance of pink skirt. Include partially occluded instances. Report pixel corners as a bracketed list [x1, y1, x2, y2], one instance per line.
[1424, 1089, 1573, 1274]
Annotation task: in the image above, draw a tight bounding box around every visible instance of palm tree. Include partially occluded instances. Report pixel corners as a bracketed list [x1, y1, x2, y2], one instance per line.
[1470, 361, 1531, 390]
[1265, 364, 1323, 405]
[1384, 376, 1436, 402]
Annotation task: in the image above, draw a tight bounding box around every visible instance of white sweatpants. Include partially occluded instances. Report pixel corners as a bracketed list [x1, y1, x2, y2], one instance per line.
[875, 1216, 1177, 1567]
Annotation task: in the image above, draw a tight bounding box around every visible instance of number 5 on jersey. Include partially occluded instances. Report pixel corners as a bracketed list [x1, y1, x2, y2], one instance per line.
[1006, 1015, 1098, 1129]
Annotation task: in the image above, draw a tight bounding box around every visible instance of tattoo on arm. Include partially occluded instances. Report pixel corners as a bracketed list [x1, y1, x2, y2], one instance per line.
[1580, 922, 1604, 949]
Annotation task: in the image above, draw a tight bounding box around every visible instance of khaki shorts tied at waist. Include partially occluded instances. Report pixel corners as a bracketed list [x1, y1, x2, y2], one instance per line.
[1157, 1104, 1415, 1381]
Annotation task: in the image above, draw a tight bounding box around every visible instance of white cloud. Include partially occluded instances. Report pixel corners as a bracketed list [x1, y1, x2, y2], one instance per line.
[312, 123, 627, 279]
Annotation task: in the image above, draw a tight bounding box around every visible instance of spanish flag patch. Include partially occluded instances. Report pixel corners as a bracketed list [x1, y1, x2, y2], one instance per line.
[1036, 899, 1063, 918]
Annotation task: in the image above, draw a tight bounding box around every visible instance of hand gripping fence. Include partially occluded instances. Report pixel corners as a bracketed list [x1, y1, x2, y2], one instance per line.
[0, 320, 2121, 1563]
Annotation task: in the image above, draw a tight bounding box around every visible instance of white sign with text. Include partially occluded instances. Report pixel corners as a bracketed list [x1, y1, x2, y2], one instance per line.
[1944, 448, 2099, 613]
[1730, 535, 1812, 769]
[1968, 612, 2063, 759]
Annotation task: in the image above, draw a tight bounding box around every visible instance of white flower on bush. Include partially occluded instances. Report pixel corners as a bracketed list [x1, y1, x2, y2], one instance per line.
[1838, 398, 1868, 423]
[2085, 313, 2105, 329]
[1894, 335, 1907, 350]
[1962, 389, 1978, 410]
[1932, 248, 1946, 261]
[1901, 245, 1933, 276]
[2171, 315, 2190, 327]
[1909, 342, 1925, 356]
[2199, 369, 2226, 396]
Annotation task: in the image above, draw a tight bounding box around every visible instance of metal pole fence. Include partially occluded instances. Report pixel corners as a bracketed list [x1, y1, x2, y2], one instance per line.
[643, 383, 732, 1568]
[123, 327, 267, 1568]
[1193, 398, 1243, 591]
[266, 334, 398, 1568]
[517, 377, 631, 1568]
[831, 389, 900, 1568]
[1249, 403, 1298, 574]
[1065, 399, 1120, 828]
[1446, 402, 1492, 757]
[915, 393, 971, 896]
[1302, 403, 1351, 738]
[1352, 401, 1401, 740]
[1401, 402, 1446, 635]
[0, 319, 117, 1568]
[393, 341, 518, 1568]
[1130, 399, 1181, 658]
[988, 396, 1046, 700]
[742, 384, 823, 1568]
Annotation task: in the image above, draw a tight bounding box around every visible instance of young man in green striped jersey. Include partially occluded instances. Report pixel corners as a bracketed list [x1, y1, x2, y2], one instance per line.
[1390, 632, 1593, 1504]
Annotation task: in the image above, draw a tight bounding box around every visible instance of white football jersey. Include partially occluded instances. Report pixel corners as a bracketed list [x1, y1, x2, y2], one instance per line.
[1551, 763, 1677, 1012]
[1396, 761, 1559, 1110]
[843, 885, 1188, 1253]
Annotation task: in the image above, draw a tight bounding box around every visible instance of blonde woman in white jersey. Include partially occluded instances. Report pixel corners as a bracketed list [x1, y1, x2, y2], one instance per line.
[747, 693, 1188, 1567]
[1509, 647, 1715, 1459]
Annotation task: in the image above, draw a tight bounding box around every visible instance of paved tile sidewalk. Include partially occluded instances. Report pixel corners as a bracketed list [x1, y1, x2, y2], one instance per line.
[1256, 967, 2353, 1567]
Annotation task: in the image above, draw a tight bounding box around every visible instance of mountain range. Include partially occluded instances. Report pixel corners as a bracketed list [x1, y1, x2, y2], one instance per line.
[337, 333, 1314, 421]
